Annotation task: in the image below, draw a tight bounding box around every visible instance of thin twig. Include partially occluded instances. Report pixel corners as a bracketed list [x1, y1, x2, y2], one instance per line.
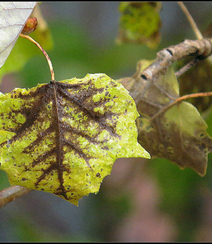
[178, 2, 212, 67]
[178, 2, 203, 40]
[175, 57, 200, 77]
[150, 91, 212, 121]
[20, 33, 55, 81]
[0, 186, 31, 209]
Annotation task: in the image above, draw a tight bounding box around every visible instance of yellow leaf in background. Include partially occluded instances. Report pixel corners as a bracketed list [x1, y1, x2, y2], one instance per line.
[116, 2, 162, 49]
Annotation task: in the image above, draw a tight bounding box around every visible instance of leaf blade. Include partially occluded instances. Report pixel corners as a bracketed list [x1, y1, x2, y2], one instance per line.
[0, 73, 149, 205]
[120, 60, 212, 176]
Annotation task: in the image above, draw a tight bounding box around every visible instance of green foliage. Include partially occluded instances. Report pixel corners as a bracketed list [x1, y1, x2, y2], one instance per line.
[148, 157, 203, 241]
[117, 2, 161, 48]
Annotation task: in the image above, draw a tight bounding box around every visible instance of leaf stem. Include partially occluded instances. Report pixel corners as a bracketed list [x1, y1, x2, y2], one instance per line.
[178, 2, 203, 40]
[151, 91, 212, 121]
[20, 33, 55, 81]
[175, 57, 199, 77]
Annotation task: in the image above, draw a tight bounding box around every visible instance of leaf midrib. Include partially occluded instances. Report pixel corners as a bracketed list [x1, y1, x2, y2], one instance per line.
[51, 81, 67, 198]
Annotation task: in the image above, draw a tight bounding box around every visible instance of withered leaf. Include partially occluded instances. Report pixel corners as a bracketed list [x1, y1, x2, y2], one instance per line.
[119, 60, 212, 176]
[0, 73, 149, 205]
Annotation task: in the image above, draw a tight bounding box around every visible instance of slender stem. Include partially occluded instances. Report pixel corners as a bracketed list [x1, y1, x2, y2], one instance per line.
[178, 2, 203, 39]
[0, 186, 31, 209]
[175, 58, 199, 77]
[20, 33, 55, 81]
[178, 3, 212, 67]
[151, 91, 212, 121]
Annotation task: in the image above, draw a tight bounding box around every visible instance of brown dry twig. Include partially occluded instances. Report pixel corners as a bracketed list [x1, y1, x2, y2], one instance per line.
[0, 186, 31, 208]
[147, 38, 212, 121]
[177, 2, 203, 40]
[128, 38, 212, 122]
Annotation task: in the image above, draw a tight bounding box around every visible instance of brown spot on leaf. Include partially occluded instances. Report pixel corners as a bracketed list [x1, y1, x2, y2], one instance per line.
[0, 75, 126, 202]
[119, 60, 212, 176]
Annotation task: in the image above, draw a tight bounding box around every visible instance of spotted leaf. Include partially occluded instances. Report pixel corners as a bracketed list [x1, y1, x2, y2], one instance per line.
[119, 60, 212, 176]
[0, 73, 149, 205]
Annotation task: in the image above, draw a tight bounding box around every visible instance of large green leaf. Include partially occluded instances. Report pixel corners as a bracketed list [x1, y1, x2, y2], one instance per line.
[0, 73, 149, 205]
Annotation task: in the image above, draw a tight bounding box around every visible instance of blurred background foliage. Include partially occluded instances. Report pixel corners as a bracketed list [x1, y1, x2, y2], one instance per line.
[1, 2, 212, 242]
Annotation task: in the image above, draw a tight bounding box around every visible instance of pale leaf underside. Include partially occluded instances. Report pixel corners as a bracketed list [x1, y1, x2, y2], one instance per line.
[0, 2, 37, 68]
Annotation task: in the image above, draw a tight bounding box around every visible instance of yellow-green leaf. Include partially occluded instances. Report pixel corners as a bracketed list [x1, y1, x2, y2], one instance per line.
[116, 2, 162, 48]
[0, 73, 149, 205]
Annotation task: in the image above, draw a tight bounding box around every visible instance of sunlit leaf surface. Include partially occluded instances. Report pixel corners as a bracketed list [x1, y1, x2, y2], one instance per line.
[0, 73, 149, 205]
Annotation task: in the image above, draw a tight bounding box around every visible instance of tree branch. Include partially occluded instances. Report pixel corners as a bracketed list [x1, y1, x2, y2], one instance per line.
[150, 91, 212, 121]
[129, 38, 212, 105]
